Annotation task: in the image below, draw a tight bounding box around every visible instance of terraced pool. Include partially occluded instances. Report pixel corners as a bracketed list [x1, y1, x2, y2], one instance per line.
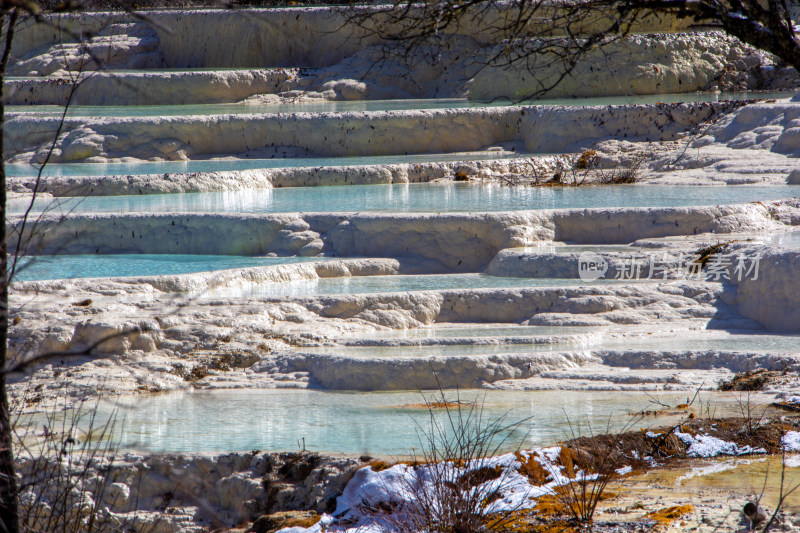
[194, 273, 646, 299]
[87, 389, 773, 455]
[13, 254, 325, 281]
[5, 152, 524, 178]
[301, 332, 800, 357]
[8, 183, 800, 215]
[7, 91, 791, 116]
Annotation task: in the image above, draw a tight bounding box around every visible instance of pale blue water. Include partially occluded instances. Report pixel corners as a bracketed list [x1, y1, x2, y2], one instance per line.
[196, 274, 641, 299]
[86, 389, 756, 454]
[339, 324, 597, 339]
[5, 152, 522, 178]
[773, 230, 800, 249]
[8, 184, 800, 215]
[619, 335, 800, 352]
[300, 334, 800, 357]
[520, 245, 641, 253]
[7, 91, 791, 116]
[299, 342, 595, 358]
[13, 254, 322, 281]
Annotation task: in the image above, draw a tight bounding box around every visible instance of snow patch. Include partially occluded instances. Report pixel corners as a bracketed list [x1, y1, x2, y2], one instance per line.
[280, 446, 598, 533]
[783, 431, 800, 452]
[674, 430, 766, 457]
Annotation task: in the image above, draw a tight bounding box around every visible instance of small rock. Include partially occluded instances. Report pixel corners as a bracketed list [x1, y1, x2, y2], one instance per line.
[742, 501, 768, 528]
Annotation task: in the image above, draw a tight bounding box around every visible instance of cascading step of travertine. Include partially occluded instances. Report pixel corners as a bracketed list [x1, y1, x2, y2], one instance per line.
[5, 7, 798, 105]
[6, 6, 800, 529]
[5, 3, 800, 492]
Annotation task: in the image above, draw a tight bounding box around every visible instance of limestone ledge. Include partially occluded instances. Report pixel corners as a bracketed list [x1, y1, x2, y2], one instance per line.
[259, 348, 800, 391]
[7, 273, 800, 400]
[4, 279, 745, 368]
[6, 280, 773, 396]
[15, 448, 362, 533]
[7, 204, 800, 402]
[6, 157, 560, 197]
[470, 32, 794, 101]
[10, 202, 787, 271]
[7, 30, 791, 105]
[14, 257, 401, 296]
[5, 101, 737, 164]
[8, 7, 702, 76]
[6, 69, 297, 106]
[730, 247, 800, 332]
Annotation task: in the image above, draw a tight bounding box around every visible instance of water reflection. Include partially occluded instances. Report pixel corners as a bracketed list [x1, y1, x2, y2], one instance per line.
[8, 183, 800, 215]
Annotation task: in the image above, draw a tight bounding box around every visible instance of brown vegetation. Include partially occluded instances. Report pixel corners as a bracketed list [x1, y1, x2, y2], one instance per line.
[718, 369, 785, 391]
[645, 504, 694, 526]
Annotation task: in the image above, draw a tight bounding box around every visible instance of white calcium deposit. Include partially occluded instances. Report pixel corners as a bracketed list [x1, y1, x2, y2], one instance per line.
[7, 201, 800, 403]
[7, 6, 800, 533]
[7, 6, 795, 106]
[6, 157, 558, 197]
[4, 101, 743, 164]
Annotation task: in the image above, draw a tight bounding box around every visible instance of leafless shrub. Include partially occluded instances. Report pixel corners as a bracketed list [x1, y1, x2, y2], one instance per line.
[519, 154, 590, 187]
[761, 443, 800, 533]
[517, 150, 645, 187]
[735, 390, 771, 438]
[540, 416, 638, 527]
[596, 153, 646, 184]
[9, 392, 165, 533]
[358, 386, 533, 533]
[11, 396, 121, 532]
[549, 445, 623, 525]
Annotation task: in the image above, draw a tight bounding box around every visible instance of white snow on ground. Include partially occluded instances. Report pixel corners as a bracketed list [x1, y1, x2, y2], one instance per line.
[333, 452, 553, 524]
[277, 448, 582, 533]
[783, 431, 800, 452]
[279, 432, 782, 533]
[674, 431, 766, 457]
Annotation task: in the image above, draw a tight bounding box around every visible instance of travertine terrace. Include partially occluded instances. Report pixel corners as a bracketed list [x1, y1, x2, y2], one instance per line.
[4, 4, 800, 531]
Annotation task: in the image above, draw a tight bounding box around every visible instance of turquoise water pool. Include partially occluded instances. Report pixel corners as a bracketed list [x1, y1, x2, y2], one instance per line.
[302, 333, 800, 357]
[6, 152, 523, 178]
[194, 273, 643, 299]
[338, 324, 599, 339]
[7, 91, 791, 116]
[81, 389, 765, 455]
[12, 254, 323, 281]
[8, 184, 799, 215]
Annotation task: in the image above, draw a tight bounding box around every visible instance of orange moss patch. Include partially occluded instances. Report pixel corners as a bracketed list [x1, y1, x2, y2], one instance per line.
[772, 401, 800, 413]
[516, 452, 549, 485]
[486, 509, 536, 532]
[528, 519, 582, 533]
[645, 504, 694, 525]
[532, 494, 567, 517]
[369, 460, 392, 472]
[557, 447, 584, 478]
[532, 486, 618, 518]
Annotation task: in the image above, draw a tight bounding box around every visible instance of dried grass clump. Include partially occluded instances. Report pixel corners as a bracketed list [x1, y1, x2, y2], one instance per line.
[598, 154, 645, 184]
